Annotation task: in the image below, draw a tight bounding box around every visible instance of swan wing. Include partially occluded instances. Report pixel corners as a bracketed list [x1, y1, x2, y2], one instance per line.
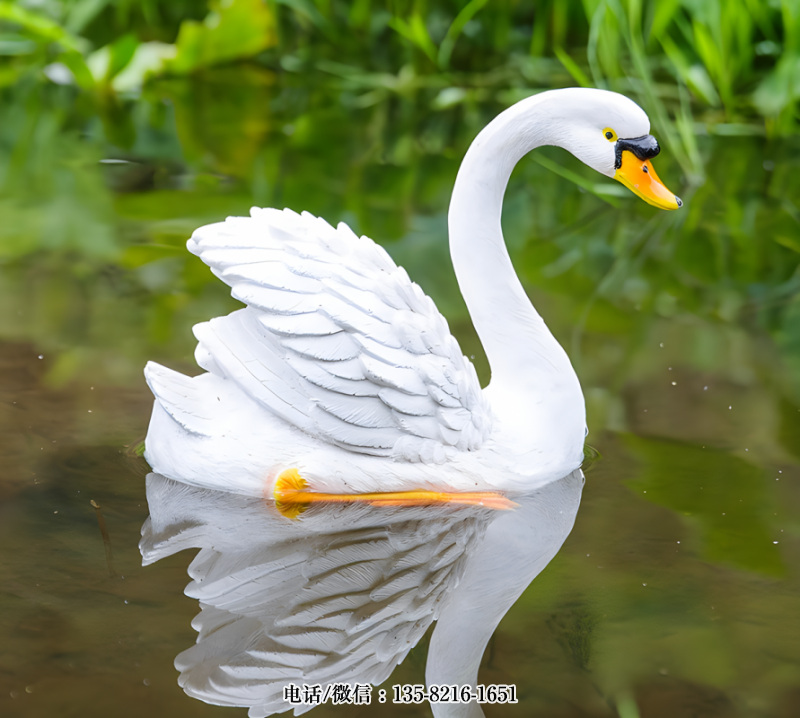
[140, 474, 491, 717]
[187, 208, 490, 463]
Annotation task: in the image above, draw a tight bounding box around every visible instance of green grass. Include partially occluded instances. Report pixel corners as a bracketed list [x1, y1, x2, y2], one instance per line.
[2, 0, 800, 396]
[2, 1, 797, 134]
[1, 0, 797, 200]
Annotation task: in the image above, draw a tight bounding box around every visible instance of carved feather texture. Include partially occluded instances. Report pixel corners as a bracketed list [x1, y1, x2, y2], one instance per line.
[187, 208, 491, 463]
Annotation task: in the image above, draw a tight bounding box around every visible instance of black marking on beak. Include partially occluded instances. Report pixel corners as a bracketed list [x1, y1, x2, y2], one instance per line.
[614, 135, 661, 169]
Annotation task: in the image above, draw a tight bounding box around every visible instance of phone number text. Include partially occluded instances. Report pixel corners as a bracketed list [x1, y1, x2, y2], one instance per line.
[393, 684, 517, 704]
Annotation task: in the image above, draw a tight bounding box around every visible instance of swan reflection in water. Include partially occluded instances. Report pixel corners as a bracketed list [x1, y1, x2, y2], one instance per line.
[140, 469, 583, 717]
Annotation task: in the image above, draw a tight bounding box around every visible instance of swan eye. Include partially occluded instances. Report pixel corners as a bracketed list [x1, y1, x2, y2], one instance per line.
[603, 128, 617, 142]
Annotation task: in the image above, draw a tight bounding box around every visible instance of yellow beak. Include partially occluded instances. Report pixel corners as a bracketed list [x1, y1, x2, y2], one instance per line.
[614, 151, 682, 210]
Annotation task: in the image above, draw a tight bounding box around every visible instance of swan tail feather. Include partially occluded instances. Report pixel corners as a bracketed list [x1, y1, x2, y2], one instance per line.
[144, 362, 213, 437]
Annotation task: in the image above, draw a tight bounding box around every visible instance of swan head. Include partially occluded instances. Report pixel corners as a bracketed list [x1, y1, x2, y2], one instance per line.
[548, 88, 682, 210]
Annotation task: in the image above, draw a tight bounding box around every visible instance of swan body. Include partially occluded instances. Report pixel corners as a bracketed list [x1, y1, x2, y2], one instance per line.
[143, 198, 574, 497]
[144, 88, 677, 500]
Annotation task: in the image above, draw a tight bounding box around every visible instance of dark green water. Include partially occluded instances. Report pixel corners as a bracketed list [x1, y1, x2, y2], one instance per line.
[1, 71, 799, 717]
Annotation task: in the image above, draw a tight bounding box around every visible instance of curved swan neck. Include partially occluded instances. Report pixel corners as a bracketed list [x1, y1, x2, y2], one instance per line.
[450, 92, 576, 389]
[449, 91, 587, 464]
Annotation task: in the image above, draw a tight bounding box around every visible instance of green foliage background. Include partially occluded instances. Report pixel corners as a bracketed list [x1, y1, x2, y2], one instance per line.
[3, 0, 800, 403]
[1, 3, 800, 717]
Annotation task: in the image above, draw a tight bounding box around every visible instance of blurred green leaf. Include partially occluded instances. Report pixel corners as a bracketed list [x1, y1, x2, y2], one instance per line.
[437, 0, 490, 69]
[168, 0, 278, 74]
[659, 34, 721, 107]
[554, 45, 591, 88]
[753, 54, 800, 118]
[65, 0, 112, 34]
[0, 1, 94, 88]
[0, 1, 86, 53]
[533, 154, 622, 207]
[87, 32, 138, 84]
[112, 41, 177, 91]
[59, 50, 95, 88]
[0, 33, 37, 56]
[106, 32, 139, 80]
[273, 0, 327, 29]
[388, 14, 438, 65]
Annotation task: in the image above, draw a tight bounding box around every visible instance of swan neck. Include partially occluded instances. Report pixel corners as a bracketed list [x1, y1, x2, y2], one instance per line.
[449, 92, 587, 465]
[449, 93, 572, 391]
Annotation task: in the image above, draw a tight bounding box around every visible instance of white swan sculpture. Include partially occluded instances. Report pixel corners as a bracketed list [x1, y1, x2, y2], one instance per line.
[144, 87, 679, 505]
[142, 87, 679, 715]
